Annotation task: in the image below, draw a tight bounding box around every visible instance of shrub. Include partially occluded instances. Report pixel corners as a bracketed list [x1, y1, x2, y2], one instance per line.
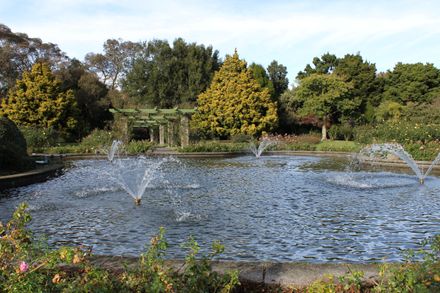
[315, 140, 363, 152]
[328, 123, 355, 141]
[301, 235, 440, 292]
[230, 133, 253, 143]
[0, 203, 77, 292]
[80, 129, 116, 152]
[0, 116, 34, 171]
[0, 204, 239, 292]
[403, 141, 440, 161]
[353, 124, 376, 144]
[375, 100, 405, 122]
[125, 140, 154, 154]
[307, 272, 364, 293]
[373, 235, 440, 292]
[19, 126, 63, 150]
[279, 142, 317, 151]
[353, 122, 440, 160]
[403, 97, 440, 124]
[180, 141, 247, 152]
[353, 122, 440, 145]
[271, 133, 321, 144]
[266, 134, 321, 151]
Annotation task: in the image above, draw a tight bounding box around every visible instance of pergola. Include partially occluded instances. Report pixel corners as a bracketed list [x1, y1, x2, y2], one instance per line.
[109, 108, 196, 147]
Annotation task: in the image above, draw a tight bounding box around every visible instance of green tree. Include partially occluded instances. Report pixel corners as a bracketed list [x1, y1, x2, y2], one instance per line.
[57, 59, 112, 137]
[192, 51, 278, 138]
[375, 100, 405, 122]
[267, 60, 289, 99]
[0, 24, 67, 98]
[296, 53, 338, 80]
[123, 38, 220, 108]
[402, 96, 440, 124]
[293, 73, 354, 140]
[0, 62, 78, 133]
[381, 62, 440, 105]
[277, 88, 299, 132]
[85, 38, 143, 90]
[334, 53, 383, 122]
[0, 116, 34, 171]
[123, 39, 177, 107]
[249, 63, 274, 97]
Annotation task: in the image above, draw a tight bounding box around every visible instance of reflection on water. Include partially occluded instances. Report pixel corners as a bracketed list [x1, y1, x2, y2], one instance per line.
[0, 155, 439, 263]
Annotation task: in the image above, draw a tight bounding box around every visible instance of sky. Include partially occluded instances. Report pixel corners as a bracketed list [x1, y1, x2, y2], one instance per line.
[1, 0, 440, 84]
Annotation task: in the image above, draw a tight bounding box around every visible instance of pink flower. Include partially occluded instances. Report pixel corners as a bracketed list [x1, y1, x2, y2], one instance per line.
[19, 261, 29, 273]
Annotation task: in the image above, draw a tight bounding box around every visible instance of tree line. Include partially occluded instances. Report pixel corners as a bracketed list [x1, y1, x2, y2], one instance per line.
[0, 24, 439, 141]
[281, 53, 440, 139]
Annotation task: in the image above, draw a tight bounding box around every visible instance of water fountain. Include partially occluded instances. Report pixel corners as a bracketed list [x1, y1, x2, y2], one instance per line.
[249, 139, 276, 158]
[361, 143, 440, 184]
[2, 150, 440, 261]
[104, 140, 167, 205]
[103, 140, 123, 162]
[112, 156, 165, 205]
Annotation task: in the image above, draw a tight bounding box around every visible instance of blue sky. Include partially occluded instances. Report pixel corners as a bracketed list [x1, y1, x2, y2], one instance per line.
[1, 0, 440, 84]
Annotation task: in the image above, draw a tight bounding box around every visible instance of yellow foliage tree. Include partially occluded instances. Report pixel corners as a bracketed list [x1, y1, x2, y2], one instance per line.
[192, 50, 278, 138]
[0, 62, 78, 132]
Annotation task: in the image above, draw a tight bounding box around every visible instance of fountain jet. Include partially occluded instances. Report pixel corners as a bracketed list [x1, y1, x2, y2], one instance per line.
[249, 140, 276, 158]
[107, 145, 175, 205]
[361, 143, 440, 184]
[106, 140, 123, 162]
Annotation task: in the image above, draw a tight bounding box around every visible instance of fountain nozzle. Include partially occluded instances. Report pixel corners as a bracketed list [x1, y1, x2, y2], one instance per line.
[134, 197, 142, 205]
[419, 178, 425, 185]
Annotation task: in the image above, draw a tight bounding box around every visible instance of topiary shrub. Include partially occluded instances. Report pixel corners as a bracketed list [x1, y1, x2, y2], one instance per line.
[0, 116, 35, 171]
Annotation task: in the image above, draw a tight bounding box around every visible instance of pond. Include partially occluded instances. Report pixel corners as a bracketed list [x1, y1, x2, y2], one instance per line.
[1, 155, 439, 263]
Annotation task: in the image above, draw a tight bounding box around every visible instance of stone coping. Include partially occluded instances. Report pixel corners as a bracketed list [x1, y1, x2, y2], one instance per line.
[41, 150, 440, 174]
[89, 255, 382, 289]
[3, 150, 438, 191]
[0, 163, 64, 190]
[36, 150, 354, 160]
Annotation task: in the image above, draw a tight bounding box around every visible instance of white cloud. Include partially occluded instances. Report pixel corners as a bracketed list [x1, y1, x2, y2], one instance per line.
[3, 0, 440, 79]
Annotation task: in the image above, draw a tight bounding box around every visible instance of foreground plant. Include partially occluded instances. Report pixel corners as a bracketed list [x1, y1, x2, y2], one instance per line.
[120, 228, 239, 293]
[372, 235, 440, 293]
[0, 203, 87, 292]
[302, 236, 440, 293]
[0, 203, 238, 293]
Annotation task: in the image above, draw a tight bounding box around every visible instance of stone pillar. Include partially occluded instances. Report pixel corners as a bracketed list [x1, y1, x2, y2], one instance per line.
[149, 127, 156, 143]
[121, 116, 129, 142]
[148, 126, 154, 142]
[180, 115, 190, 147]
[159, 124, 166, 145]
[167, 121, 175, 146]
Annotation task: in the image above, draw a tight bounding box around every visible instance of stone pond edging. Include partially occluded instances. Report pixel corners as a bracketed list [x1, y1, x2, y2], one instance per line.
[2, 150, 439, 191]
[63, 149, 440, 174]
[0, 163, 64, 191]
[89, 255, 381, 290]
[54, 150, 353, 160]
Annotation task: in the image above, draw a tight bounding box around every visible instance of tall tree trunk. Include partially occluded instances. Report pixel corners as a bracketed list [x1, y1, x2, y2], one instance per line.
[321, 116, 328, 141]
